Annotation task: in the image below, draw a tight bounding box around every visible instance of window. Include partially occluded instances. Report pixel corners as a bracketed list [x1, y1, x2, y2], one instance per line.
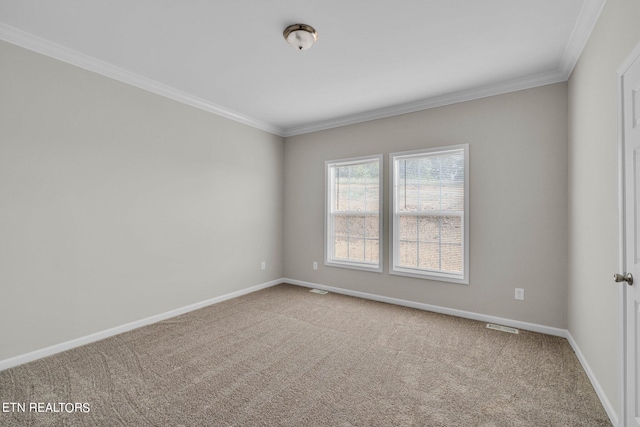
[325, 155, 383, 272]
[390, 145, 468, 283]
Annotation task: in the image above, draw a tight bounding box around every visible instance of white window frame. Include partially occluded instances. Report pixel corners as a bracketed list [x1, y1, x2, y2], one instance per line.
[389, 145, 469, 284]
[325, 154, 383, 273]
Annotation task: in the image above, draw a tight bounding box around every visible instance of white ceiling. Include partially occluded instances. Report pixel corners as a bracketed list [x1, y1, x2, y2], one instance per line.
[0, 0, 606, 137]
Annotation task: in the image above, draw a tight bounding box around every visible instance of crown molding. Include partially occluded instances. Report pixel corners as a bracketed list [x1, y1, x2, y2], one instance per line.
[558, 0, 608, 79]
[1, 0, 607, 139]
[0, 23, 286, 137]
[282, 69, 567, 137]
[283, 0, 607, 137]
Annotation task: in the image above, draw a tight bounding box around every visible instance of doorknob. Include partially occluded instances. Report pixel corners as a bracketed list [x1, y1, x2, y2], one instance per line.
[614, 272, 633, 286]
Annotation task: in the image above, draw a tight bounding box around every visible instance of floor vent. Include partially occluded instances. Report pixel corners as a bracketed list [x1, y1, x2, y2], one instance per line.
[486, 323, 519, 334]
[309, 289, 328, 295]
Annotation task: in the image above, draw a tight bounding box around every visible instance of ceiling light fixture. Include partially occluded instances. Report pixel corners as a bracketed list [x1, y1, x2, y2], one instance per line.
[283, 24, 318, 51]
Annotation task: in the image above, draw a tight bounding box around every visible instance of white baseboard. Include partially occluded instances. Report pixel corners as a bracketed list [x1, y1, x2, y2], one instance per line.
[284, 278, 566, 337]
[0, 278, 282, 372]
[284, 278, 618, 425]
[565, 331, 618, 426]
[1, 277, 618, 427]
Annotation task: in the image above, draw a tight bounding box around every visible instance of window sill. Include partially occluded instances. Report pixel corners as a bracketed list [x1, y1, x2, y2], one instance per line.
[390, 267, 468, 284]
[325, 260, 382, 273]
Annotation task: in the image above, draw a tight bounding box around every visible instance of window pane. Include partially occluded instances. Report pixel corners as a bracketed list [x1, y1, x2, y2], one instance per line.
[334, 215, 349, 236]
[334, 237, 349, 260]
[392, 147, 467, 282]
[441, 216, 462, 272]
[365, 214, 379, 239]
[442, 243, 462, 273]
[365, 239, 379, 263]
[417, 152, 465, 212]
[399, 216, 418, 267]
[327, 156, 381, 271]
[348, 216, 365, 238]
[398, 158, 420, 212]
[349, 181, 365, 212]
[365, 184, 379, 212]
[399, 215, 418, 241]
[332, 215, 380, 263]
[397, 156, 465, 213]
[419, 242, 440, 270]
[441, 216, 462, 244]
[334, 162, 380, 213]
[398, 216, 462, 271]
[348, 238, 365, 261]
[335, 166, 351, 212]
[418, 216, 439, 242]
[399, 240, 417, 267]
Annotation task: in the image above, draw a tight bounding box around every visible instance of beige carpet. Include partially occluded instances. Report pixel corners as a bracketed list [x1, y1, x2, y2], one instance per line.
[0, 284, 611, 426]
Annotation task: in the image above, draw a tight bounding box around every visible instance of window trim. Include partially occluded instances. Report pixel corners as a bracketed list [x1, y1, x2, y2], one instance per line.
[325, 154, 383, 273]
[389, 145, 469, 284]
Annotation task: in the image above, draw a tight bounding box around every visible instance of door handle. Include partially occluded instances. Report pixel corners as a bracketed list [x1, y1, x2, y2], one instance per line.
[614, 272, 633, 286]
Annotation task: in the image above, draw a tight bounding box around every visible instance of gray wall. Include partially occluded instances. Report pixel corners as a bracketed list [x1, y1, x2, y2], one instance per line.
[567, 0, 640, 415]
[4, 4, 634, 417]
[0, 41, 284, 361]
[284, 83, 569, 329]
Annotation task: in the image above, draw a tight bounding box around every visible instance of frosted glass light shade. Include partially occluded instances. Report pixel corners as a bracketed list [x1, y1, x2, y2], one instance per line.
[283, 24, 318, 51]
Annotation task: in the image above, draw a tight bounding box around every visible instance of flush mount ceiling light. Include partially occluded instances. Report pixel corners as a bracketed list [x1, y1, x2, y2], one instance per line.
[283, 24, 318, 51]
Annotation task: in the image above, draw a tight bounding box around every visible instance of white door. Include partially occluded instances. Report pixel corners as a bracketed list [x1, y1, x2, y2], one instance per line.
[621, 50, 640, 427]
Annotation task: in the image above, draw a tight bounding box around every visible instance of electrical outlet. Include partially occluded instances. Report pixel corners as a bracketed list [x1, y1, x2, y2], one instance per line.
[261, 261, 266, 270]
[515, 288, 524, 300]
[313, 261, 318, 270]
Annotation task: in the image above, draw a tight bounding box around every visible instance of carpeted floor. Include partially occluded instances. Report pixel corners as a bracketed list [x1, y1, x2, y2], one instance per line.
[0, 283, 611, 426]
